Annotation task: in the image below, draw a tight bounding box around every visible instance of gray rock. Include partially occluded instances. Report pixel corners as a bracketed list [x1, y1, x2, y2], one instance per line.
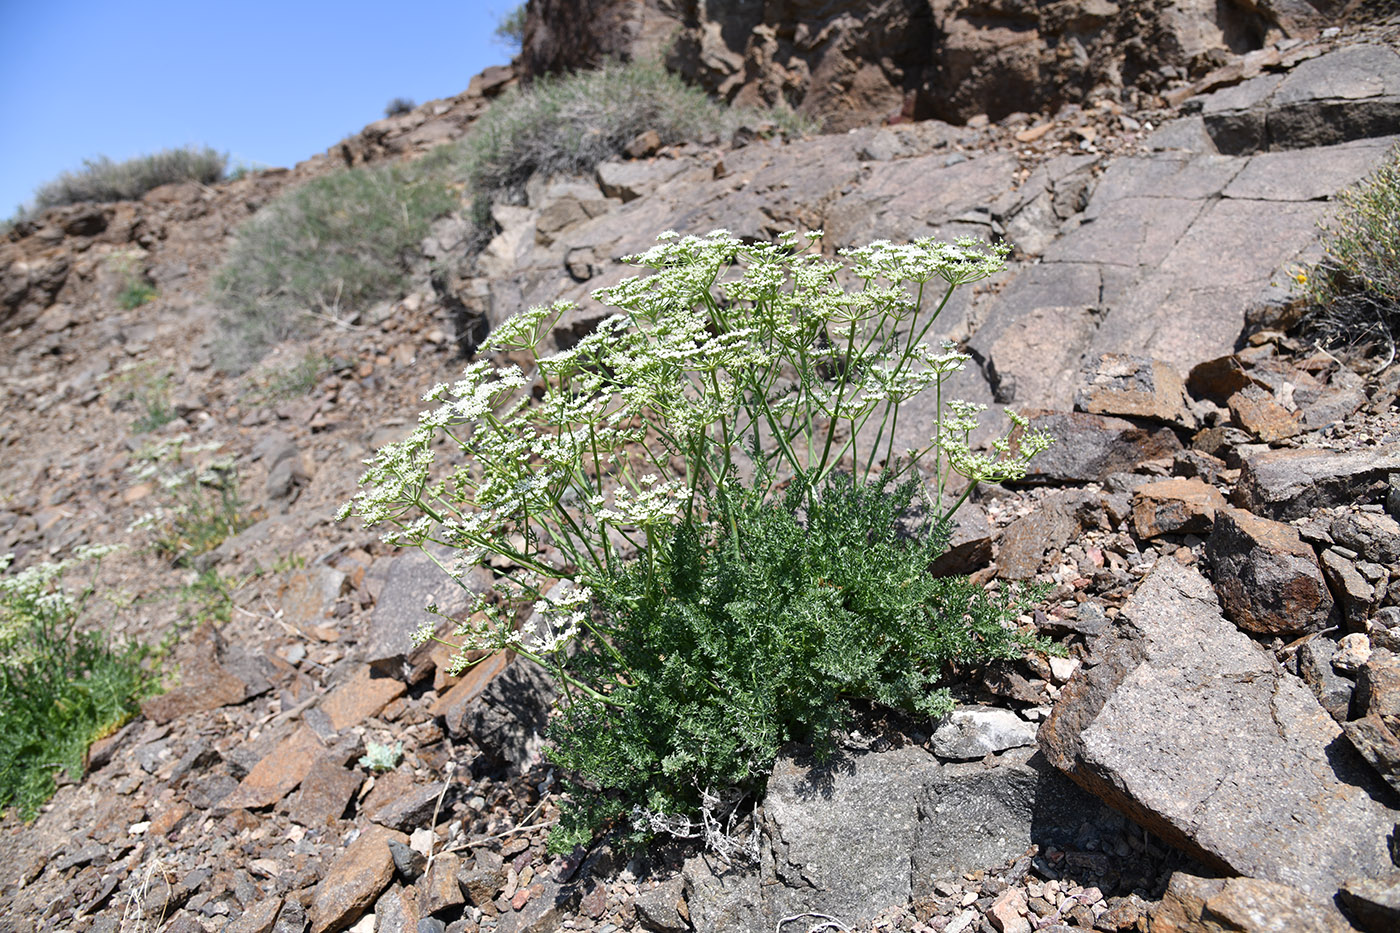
[760, 745, 941, 929]
[462, 658, 559, 773]
[1340, 871, 1400, 933]
[1020, 413, 1183, 485]
[1321, 548, 1379, 629]
[1331, 511, 1400, 566]
[366, 548, 489, 681]
[1206, 506, 1334, 636]
[633, 876, 689, 933]
[996, 491, 1086, 581]
[1234, 444, 1400, 521]
[1343, 714, 1400, 797]
[1154, 872, 1352, 933]
[1203, 45, 1400, 154]
[387, 840, 425, 882]
[682, 854, 762, 933]
[365, 782, 448, 834]
[931, 707, 1036, 760]
[1297, 638, 1354, 724]
[1039, 559, 1399, 899]
[912, 748, 1121, 889]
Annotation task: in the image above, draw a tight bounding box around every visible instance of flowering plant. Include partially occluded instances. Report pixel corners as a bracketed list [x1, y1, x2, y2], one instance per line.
[341, 230, 1054, 848]
[341, 231, 1049, 669]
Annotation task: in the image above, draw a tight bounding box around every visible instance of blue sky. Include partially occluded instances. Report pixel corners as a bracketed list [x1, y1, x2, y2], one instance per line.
[0, 1, 516, 214]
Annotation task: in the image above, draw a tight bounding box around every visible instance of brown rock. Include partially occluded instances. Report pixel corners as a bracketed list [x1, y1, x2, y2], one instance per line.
[1339, 871, 1400, 933]
[989, 888, 1030, 933]
[1355, 655, 1400, 733]
[365, 776, 448, 833]
[431, 650, 510, 732]
[1343, 713, 1400, 797]
[226, 898, 283, 933]
[220, 725, 325, 811]
[1075, 354, 1192, 426]
[1228, 384, 1300, 443]
[417, 852, 465, 915]
[288, 757, 363, 828]
[1186, 355, 1259, 405]
[1233, 445, 1400, 521]
[1021, 412, 1183, 485]
[1151, 872, 1351, 933]
[316, 665, 406, 733]
[140, 623, 249, 724]
[1206, 506, 1333, 636]
[308, 824, 408, 933]
[996, 490, 1090, 580]
[1131, 478, 1226, 539]
[148, 801, 192, 836]
[624, 129, 661, 158]
[458, 848, 506, 905]
[281, 566, 349, 634]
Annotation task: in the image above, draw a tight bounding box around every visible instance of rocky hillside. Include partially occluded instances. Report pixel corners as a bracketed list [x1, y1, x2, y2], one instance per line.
[1, 5, 1400, 933]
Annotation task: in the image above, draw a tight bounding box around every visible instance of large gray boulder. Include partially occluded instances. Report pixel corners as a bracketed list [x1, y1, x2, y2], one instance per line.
[1233, 444, 1400, 521]
[1040, 559, 1399, 899]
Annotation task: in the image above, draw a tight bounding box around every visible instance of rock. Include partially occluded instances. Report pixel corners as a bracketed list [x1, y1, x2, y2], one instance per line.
[1206, 506, 1333, 636]
[1186, 356, 1260, 406]
[634, 876, 688, 933]
[140, 623, 250, 724]
[368, 548, 488, 680]
[457, 848, 506, 905]
[373, 884, 422, 933]
[1331, 511, 1400, 566]
[1130, 478, 1226, 539]
[494, 875, 574, 933]
[272, 898, 307, 933]
[366, 780, 448, 834]
[595, 159, 688, 203]
[1039, 559, 1398, 898]
[1354, 654, 1400, 732]
[220, 725, 326, 811]
[387, 840, 426, 883]
[682, 854, 762, 933]
[1297, 638, 1354, 723]
[430, 650, 511, 735]
[1233, 445, 1400, 521]
[1321, 550, 1378, 629]
[1203, 45, 1400, 156]
[1339, 871, 1400, 933]
[1333, 633, 1374, 673]
[227, 898, 284, 933]
[1074, 354, 1191, 427]
[417, 852, 464, 915]
[913, 747, 1119, 888]
[309, 825, 408, 933]
[1020, 413, 1182, 485]
[760, 745, 940, 929]
[281, 566, 349, 633]
[311, 665, 407, 735]
[1343, 713, 1400, 797]
[1152, 872, 1352, 933]
[1227, 384, 1301, 443]
[988, 888, 1030, 933]
[288, 757, 363, 828]
[931, 707, 1037, 760]
[929, 499, 994, 577]
[996, 491, 1085, 580]
[463, 658, 558, 773]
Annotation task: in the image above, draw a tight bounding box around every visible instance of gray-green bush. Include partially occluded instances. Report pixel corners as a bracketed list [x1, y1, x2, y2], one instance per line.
[1295, 145, 1400, 368]
[211, 162, 456, 369]
[436, 60, 812, 240]
[30, 146, 226, 212]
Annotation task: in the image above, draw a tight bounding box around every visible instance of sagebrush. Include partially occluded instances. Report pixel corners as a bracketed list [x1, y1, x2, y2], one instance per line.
[30, 146, 226, 212]
[1295, 145, 1400, 367]
[211, 162, 455, 369]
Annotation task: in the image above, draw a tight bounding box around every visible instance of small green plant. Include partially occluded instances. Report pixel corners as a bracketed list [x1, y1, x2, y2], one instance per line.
[211, 162, 456, 370]
[1295, 144, 1400, 368]
[110, 250, 157, 310]
[129, 437, 253, 567]
[29, 146, 226, 212]
[245, 352, 332, 404]
[0, 547, 160, 819]
[494, 4, 527, 49]
[111, 362, 176, 433]
[180, 569, 239, 626]
[341, 230, 1053, 852]
[359, 741, 403, 772]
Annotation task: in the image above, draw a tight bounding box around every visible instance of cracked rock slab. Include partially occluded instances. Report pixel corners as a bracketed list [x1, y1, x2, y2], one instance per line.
[1039, 559, 1399, 899]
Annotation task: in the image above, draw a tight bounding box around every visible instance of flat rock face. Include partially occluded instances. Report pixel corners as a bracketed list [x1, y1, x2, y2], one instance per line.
[1233, 444, 1400, 521]
[762, 745, 941, 927]
[1039, 559, 1399, 899]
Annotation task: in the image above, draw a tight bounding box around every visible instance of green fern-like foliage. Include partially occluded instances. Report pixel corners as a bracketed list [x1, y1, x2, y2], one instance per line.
[545, 473, 1048, 852]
